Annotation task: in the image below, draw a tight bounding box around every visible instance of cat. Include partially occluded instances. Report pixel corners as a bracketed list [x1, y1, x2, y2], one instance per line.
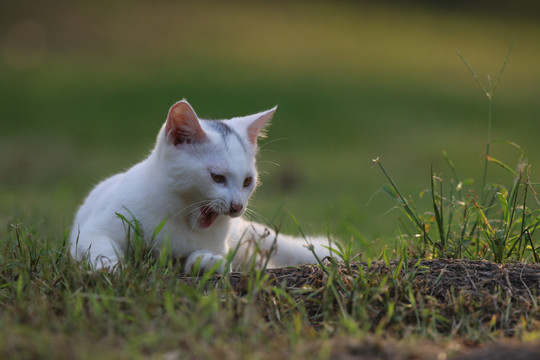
[70, 100, 333, 273]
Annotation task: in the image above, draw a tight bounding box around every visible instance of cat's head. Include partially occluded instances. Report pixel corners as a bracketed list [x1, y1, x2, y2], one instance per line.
[157, 100, 276, 230]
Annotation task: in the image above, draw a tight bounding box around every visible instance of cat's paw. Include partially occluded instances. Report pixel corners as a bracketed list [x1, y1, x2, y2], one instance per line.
[185, 250, 227, 275]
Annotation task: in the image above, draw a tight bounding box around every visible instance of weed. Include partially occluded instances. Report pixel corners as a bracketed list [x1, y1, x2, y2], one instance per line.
[376, 44, 540, 263]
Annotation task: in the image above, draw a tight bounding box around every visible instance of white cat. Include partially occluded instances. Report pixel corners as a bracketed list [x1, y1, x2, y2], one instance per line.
[70, 100, 333, 273]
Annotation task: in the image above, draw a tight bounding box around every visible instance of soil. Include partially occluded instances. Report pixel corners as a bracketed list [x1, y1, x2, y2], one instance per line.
[228, 259, 540, 299]
[328, 337, 540, 360]
[224, 259, 540, 359]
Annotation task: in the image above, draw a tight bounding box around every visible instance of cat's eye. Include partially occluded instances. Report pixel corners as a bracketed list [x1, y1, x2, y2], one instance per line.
[243, 177, 253, 188]
[211, 173, 226, 184]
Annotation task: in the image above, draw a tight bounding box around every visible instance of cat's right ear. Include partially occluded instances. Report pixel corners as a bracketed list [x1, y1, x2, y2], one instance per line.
[165, 100, 207, 146]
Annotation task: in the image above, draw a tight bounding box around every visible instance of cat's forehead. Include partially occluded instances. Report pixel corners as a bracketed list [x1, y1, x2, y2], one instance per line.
[196, 122, 255, 172]
[203, 120, 248, 151]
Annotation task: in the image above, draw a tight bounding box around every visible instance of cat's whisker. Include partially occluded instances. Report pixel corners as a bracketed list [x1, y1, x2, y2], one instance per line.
[171, 200, 213, 221]
[179, 199, 210, 211]
[243, 207, 269, 226]
[186, 203, 212, 217]
[185, 198, 224, 229]
[188, 202, 210, 229]
[174, 202, 208, 217]
[258, 160, 281, 168]
[259, 137, 286, 150]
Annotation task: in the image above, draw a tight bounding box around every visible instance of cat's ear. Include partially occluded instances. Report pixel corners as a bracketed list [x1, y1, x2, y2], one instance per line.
[165, 100, 207, 145]
[244, 106, 277, 145]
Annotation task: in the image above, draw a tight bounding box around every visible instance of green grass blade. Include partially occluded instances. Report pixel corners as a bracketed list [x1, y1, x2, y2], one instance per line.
[431, 167, 446, 252]
[484, 155, 518, 177]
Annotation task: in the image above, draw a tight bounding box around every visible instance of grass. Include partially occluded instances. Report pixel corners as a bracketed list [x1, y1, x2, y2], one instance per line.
[2, 223, 540, 359]
[375, 44, 540, 264]
[2, 1, 540, 358]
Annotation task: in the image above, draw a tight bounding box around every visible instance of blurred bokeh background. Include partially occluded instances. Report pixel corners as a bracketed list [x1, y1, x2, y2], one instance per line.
[1, 1, 539, 255]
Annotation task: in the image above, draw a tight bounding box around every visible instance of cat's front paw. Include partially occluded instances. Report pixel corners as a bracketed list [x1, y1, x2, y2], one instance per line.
[185, 250, 227, 275]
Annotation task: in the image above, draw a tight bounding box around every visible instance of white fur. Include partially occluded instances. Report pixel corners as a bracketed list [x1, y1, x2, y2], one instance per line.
[70, 100, 332, 273]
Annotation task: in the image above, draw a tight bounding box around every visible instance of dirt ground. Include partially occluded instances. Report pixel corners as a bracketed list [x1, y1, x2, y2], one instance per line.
[328, 336, 540, 360]
[229, 259, 540, 299]
[225, 259, 540, 359]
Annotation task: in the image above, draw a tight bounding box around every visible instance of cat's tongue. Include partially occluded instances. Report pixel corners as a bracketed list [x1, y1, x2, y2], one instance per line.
[199, 206, 218, 229]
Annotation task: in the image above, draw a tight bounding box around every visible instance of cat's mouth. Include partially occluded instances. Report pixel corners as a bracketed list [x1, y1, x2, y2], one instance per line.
[198, 204, 243, 229]
[199, 206, 219, 229]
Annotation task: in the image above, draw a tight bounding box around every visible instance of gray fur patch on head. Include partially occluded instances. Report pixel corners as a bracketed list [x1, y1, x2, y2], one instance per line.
[206, 120, 247, 150]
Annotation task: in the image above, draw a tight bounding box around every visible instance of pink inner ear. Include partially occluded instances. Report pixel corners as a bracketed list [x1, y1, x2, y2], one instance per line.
[247, 107, 276, 145]
[166, 101, 206, 145]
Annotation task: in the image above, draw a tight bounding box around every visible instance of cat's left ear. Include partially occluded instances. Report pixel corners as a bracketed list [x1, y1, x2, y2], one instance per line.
[238, 106, 277, 145]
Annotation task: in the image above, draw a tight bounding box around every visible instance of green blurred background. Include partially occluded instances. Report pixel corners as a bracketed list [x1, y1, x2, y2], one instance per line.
[1, 1, 540, 255]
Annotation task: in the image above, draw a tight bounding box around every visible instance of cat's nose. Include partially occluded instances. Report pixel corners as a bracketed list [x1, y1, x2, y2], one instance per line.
[229, 203, 243, 214]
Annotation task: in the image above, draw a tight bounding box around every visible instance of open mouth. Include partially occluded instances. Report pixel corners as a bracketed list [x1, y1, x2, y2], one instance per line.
[199, 206, 219, 229]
